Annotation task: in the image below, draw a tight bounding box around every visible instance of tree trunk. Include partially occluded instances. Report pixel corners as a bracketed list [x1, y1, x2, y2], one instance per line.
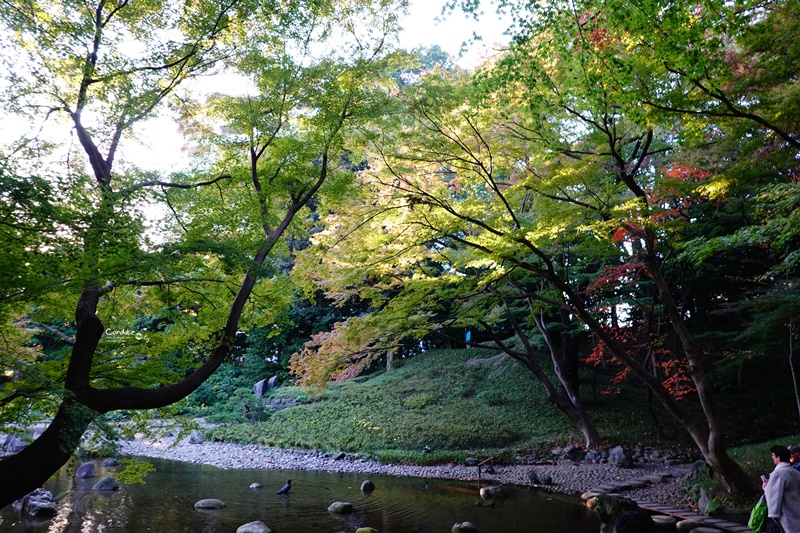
[0, 400, 98, 507]
[489, 297, 602, 449]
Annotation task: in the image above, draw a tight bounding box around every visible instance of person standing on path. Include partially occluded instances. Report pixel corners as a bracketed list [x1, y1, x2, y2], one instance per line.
[789, 445, 800, 470]
[763, 445, 800, 533]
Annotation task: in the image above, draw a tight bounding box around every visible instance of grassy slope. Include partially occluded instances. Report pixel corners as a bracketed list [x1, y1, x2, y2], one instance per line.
[207, 348, 694, 462]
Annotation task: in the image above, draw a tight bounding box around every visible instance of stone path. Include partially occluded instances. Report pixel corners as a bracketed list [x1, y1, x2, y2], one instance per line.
[631, 499, 755, 533]
[579, 466, 754, 533]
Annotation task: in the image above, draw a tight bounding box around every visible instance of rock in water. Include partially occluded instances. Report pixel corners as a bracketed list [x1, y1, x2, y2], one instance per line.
[92, 476, 120, 491]
[479, 485, 505, 499]
[13, 489, 58, 517]
[75, 462, 97, 478]
[327, 501, 354, 513]
[361, 479, 376, 492]
[236, 521, 273, 533]
[452, 522, 478, 533]
[194, 498, 225, 509]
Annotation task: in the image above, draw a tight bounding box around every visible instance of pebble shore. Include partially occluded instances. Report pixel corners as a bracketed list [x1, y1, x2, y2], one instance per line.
[119, 435, 695, 511]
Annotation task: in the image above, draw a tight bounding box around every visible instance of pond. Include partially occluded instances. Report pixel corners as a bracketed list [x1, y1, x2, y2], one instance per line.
[1, 458, 601, 532]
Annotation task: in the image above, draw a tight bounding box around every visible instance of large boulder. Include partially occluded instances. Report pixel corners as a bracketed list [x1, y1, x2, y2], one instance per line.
[608, 445, 633, 468]
[253, 379, 268, 398]
[327, 501, 354, 514]
[93, 476, 120, 491]
[564, 445, 586, 461]
[236, 521, 273, 533]
[586, 494, 641, 525]
[13, 489, 58, 518]
[194, 498, 225, 509]
[75, 462, 97, 478]
[188, 430, 205, 444]
[267, 375, 279, 391]
[101, 458, 119, 467]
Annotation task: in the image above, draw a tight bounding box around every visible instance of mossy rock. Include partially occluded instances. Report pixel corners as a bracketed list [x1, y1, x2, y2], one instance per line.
[327, 501, 354, 514]
[586, 494, 641, 524]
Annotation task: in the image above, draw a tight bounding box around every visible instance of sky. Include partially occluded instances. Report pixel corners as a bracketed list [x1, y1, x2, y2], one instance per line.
[125, 0, 512, 173]
[397, 0, 511, 68]
[0, 0, 507, 178]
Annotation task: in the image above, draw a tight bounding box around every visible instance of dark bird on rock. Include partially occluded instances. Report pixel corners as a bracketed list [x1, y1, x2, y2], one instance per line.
[276, 480, 292, 494]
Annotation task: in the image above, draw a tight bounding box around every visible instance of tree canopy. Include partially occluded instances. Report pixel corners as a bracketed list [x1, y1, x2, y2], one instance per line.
[1, 0, 798, 504]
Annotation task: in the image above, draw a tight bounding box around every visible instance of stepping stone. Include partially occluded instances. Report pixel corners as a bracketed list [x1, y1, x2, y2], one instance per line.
[581, 491, 605, 501]
[627, 480, 649, 489]
[628, 476, 653, 485]
[644, 474, 667, 483]
[688, 528, 724, 533]
[651, 514, 678, 528]
[676, 520, 704, 532]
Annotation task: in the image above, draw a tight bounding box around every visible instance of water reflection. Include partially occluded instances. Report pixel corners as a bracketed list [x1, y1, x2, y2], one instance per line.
[2, 458, 601, 532]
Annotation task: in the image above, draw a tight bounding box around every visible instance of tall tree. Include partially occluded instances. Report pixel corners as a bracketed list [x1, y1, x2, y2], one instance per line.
[0, 0, 404, 507]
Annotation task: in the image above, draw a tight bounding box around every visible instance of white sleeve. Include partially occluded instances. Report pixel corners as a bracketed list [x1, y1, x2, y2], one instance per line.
[765, 473, 785, 518]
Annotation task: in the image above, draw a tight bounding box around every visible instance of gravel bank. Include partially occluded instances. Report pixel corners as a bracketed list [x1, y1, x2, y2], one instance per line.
[119, 435, 695, 511]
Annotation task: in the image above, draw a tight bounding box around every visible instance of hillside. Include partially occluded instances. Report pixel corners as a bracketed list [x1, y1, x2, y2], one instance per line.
[204, 348, 696, 462]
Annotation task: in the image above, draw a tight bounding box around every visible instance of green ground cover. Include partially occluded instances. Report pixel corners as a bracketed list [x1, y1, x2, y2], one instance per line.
[204, 348, 693, 463]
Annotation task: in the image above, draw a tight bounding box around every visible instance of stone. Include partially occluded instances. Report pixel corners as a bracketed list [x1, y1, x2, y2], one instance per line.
[586, 494, 641, 524]
[194, 498, 226, 509]
[93, 476, 120, 491]
[327, 501, 354, 513]
[253, 379, 268, 398]
[236, 521, 273, 533]
[75, 462, 97, 478]
[581, 491, 606, 501]
[688, 528, 724, 533]
[479, 485, 505, 499]
[189, 430, 205, 444]
[333, 451, 346, 460]
[356, 529, 380, 533]
[651, 514, 678, 528]
[267, 375, 280, 391]
[101, 458, 119, 467]
[676, 520, 705, 532]
[608, 445, 633, 468]
[2, 434, 27, 453]
[13, 489, 58, 518]
[451, 521, 479, 533]
[697, 487, 711, 514]
[564, 445, 586, 461]
[684, 460, 708, 484]
[465, 457, 478, 466]
[361, 479, 376, 492]
[585, 450, 600, 462]
[249, 483, 262, 489]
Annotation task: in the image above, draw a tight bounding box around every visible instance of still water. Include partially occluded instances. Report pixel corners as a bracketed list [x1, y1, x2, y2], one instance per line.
[1, 458, 601, 532]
